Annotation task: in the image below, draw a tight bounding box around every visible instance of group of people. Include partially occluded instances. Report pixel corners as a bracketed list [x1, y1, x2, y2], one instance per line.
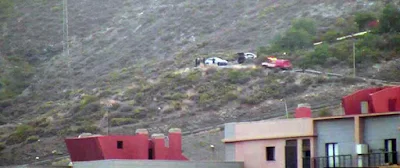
[194, 57, 206, 67]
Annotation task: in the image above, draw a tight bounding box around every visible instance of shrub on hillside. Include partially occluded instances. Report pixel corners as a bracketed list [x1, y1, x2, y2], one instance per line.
[227, 70, 251, 84]
[322, 30, 340, 43]
[318, 108, 331, 117]
[0, 142, 5, 152]
[309, 44, 332, 65]
[111, 118, 134, 126]
[80, 95, 99, 109]
[6, 125, 36, 145]
[278, 28, 314, 50]
[388, 34, 400, 51]
[0, 99, 12, 108]
[263, 18, 316, 52]
[0, 0, 14, 21]
[26, 135, 39, 143]
[358, 34, 385, 50]
[355, 12, 377, 30]
[376, 60, 400, 81]
[300, 77, 314, 86]
[355, 47, 380, 63]
[330, 41, 352, 60]
[76, 124, 99, 133]
[292, 18, 317, 35]
[379, 4, 400, 33]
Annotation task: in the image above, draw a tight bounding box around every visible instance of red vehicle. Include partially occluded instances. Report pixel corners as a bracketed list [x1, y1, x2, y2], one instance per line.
[261, 56, 293, 70]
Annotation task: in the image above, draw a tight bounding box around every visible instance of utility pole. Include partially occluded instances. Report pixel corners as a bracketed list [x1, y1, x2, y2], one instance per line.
[353, 40, 356, 77]
[106, 110, 110, 135]
[282, 99, 289, 118]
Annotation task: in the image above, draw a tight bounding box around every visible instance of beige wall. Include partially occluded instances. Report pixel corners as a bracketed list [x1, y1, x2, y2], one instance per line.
[234, 118, 314, 140]
[235, 140, 284, 168]
[227, 118, 314, 168]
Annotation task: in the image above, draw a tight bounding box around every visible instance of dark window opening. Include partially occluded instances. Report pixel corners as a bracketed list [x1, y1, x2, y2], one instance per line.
[148, 148, 154, 160]
[385, 139, 398, 164]
[286, 139, 297, 146]
[388, 99, 397, 112]
[117, 141, 123, 149]
[302, 139, 311, 168]
[266, 147, 275, 161]
[326, 143, 339, 167]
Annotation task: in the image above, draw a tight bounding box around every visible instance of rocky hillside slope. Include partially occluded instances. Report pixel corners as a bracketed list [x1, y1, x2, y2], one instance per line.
[0, 0, 391, 165]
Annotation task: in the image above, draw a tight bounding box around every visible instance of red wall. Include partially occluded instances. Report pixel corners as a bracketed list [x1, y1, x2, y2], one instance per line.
[97, 136, 146, 160]
[65, 137, 104, 162]
[168, 132, 188, 160]
[295, 107, 312, 118]
[369, 86, 400, 113]
[342, 87, 385, 115]
[65, 130, 188, 162]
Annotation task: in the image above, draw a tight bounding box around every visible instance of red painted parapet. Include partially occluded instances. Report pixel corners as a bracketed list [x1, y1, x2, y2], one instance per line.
[167, 128, 188, 160]
[341, 87, 386, 115]
[369, 86, 400, 113]
[65, 135, 105, 162]
[135, 129, 150, 159]
[152, 134, 167, 160]
[65, 128, 189, 162]
[295, 104, 312, 118]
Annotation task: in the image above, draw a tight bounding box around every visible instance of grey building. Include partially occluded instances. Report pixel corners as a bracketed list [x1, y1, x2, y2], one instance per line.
[313, 112, 400, 168]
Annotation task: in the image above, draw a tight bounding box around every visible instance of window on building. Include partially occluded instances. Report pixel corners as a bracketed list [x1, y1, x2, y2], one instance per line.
[302, 139, 311, 168]
[326, 143, 339, 168]
[266, 147, 275, 161]
[148, 149, 154, 159]
[385, 139, 398, 164]
[117, 141, 123, 149]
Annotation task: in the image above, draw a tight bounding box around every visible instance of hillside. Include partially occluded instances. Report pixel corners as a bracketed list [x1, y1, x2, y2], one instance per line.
[0, 0, 398, 165]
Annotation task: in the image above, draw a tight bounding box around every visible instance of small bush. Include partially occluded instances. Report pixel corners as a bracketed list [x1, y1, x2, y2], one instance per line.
[76, 124, 99, 133]
[29, 118, 50, 128]
[80, 95, 99, 108]
[6, 125, 36, 145]
[322, 30, 340, 42]
[199, 93, 213, 105]
[171, 101, 182, 111]
[340, 77, 364, 85]
[111, 118, 134, 126]
[388, 34, 400, 51]
[164, 92, 187, 101]
[227, 70, 251, 84]
[315, 76, 328, 84]
[51, 5, 62, 12]
[26, 135, 39, 143]
[52, 158, 71, 166]
[223, 91, 239, 102]
[133, 107, 147, 119]
[330, 41, 352, 60]
[0, 99, 12, 108]
[185, 71, 201, 82]
[118, 105, 133, 113]
[0, 0, 14, 20]
[379, 4, 400, 33]
[292, 18, 317, 35]
[240, 96, 262, 105]
[355, 12, 377, 30]
[0, 142, 5, 151]
[301, 77, 314, 86]
[81, 103, 101, 114]
[309, 44, 332, 65]
[318, 108, 331, 117]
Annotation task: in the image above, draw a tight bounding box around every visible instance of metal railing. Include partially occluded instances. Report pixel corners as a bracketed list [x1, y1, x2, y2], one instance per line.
[312, 155, 353, 168]
[359, 152, 398, 167]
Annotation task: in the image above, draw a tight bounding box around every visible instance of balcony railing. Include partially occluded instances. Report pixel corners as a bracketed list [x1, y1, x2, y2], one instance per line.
[359, 152, 398, 167]
[306, 152, 399, 168]
[311, 155, 353, 168]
